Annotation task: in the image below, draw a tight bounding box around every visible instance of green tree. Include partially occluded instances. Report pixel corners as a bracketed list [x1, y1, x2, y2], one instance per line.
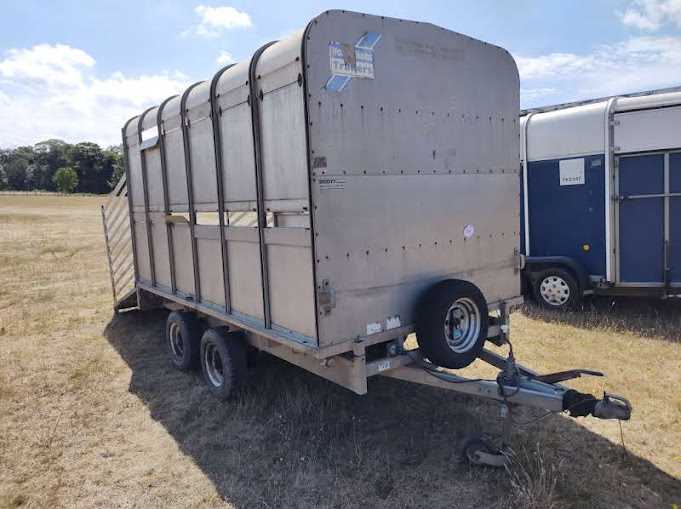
[67, 142, 110, 193]
[52, 166, 79, 194]
[0, 146, 34, 190]
[103, 146, 125, 189]
[33, 139, 68, 191]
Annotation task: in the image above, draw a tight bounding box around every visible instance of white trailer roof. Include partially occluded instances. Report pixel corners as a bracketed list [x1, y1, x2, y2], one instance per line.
[521, 88, 681, 162]
[520, 102, 607, 162]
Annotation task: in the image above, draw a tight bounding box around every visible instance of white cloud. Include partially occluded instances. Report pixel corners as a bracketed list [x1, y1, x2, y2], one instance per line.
[183, 5, 252, 38]
[0, 44, 94, 85]
[216, 50, 235, 66]
[517, 35, 681, 108]
[619, 0, 681, 30]
[0, 44, 190, 147]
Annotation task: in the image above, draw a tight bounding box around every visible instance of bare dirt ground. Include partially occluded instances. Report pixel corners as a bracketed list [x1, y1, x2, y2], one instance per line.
[0, 195, 680, 508]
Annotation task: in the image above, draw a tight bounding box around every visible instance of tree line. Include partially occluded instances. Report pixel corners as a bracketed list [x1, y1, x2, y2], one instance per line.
[0, 140, 125, 194]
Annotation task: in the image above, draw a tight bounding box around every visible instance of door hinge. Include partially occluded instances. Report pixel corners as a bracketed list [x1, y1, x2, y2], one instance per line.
[317, 279, 336, 315]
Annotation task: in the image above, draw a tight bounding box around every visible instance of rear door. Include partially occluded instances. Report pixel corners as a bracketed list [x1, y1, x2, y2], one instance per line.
[617, 153, 665, 284]
[670, 151, 681, 284]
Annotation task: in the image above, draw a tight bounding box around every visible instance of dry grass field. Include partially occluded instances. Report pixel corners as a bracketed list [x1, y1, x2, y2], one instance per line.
[0, 194, 680, 508]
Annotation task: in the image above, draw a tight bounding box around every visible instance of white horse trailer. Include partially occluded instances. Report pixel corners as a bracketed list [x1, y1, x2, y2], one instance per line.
[102, 10, 630, 465]
[521, 87, 681, 309]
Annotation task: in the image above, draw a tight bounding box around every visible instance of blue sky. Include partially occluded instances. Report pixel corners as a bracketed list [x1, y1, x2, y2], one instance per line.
[1, 0, 680, 146]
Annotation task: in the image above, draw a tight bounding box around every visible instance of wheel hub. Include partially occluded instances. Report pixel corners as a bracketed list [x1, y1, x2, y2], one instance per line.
[169, 322, 184, 358]
[539, 276, 570, 306]
[443, 297, 481, 353]
[203, 343, 225, 387]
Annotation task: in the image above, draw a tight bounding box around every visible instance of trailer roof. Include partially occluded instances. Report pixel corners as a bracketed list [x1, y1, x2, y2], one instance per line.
[521, 85, 681, 116]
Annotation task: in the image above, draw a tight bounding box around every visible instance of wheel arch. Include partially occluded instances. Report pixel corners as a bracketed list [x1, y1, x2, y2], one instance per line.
[523, 256, 591, 295]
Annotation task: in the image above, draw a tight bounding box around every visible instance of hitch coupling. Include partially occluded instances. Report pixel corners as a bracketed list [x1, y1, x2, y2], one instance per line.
[563, 390, 632, 421]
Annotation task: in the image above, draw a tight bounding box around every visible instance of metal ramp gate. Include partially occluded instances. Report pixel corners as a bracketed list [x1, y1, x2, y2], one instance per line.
[101, 175, 138, 312]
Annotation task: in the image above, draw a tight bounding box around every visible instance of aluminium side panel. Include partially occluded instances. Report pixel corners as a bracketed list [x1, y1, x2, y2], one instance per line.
[304, 11, 521, 347]
[255, 31, 317, 341]
[215, 63, 265, 323]
[161, 97, 189, 211]
[124, 123, 152, 284]
[186, 82, 219, 211]
[184, 82, 225, 308]
[139, 108, 172, 290]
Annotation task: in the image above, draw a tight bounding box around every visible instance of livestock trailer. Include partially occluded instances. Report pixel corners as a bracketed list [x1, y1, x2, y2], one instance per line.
[521, 87, 681, 308]
[102, 10, 630, 466]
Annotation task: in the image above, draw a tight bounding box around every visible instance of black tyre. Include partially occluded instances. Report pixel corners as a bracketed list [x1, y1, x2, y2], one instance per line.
[200, 328, 247, 401]
[165, 311, 202, 371]
[533, 268, 580, 310]
[415, 279, 489, 369]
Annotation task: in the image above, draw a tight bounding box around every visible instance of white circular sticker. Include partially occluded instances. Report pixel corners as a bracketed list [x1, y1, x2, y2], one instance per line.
[463, 224, 475, 239]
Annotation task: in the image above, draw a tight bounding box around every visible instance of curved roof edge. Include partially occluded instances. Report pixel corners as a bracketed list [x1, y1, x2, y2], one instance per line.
[521, 85, 681, 117]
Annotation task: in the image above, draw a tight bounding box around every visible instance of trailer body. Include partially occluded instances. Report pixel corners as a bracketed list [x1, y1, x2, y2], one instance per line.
[110, 10, 521, 365]
[102, 11, 632, 463]
[520, 89, 681, 303]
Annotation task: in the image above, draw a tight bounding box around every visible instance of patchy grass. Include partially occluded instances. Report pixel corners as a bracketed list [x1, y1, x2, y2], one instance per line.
[0, 195, 679, 508]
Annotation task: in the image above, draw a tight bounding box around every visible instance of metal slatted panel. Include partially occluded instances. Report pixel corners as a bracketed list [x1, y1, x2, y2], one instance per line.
[101, 174, 137, 311]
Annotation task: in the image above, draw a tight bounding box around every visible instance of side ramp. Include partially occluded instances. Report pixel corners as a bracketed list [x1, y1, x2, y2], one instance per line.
[101, 175, 138, 312]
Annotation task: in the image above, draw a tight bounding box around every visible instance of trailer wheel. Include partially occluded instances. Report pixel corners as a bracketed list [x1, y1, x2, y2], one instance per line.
[461, 434, 497, 465]
[534, 269, 579, 309]
[200, 328, 247, 401]
[415, 279, 488, 369]
[165, 311, 202, 371]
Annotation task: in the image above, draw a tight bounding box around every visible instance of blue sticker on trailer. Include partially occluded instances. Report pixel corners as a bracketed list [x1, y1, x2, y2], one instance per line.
[524, 154, 606, 276]
[669, 152, 681, 283]
[618, 153, 665, 283]
[326, 32, 381, 92]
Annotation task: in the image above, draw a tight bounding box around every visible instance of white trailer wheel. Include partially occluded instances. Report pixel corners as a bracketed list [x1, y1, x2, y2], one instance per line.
[539, 275, 571, 306]
[533, 268, 580, 310]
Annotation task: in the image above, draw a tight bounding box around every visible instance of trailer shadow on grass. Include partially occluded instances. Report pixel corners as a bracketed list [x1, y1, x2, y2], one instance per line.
[103, 310, 681, 509]
[522, 297, 681, 343]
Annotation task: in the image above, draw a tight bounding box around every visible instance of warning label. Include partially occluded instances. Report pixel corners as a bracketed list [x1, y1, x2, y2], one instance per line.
[319, 177, 346, 190]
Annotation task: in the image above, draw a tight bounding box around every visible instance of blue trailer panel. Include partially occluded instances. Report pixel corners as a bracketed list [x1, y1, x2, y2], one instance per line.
[526, 155, 606, 276]
[618, 154, 665, 283]
[670, 152, 681, 283]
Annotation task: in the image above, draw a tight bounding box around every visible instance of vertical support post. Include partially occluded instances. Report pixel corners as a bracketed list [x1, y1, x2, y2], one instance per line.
[613, 155, 621, 283]
[604, 97, 618, 283]
[498, 301, 509, 344]
[249, 41, 276, 328]
[664, 152, 671, 292]
[210, 65, 236, 314]
[180, 81, 205, 302]
[300, 25, 321, 344]
[157, 96, 178, 294]
[121, 117, 140, 286]
[521, 113, 534, 256]
[137, 108, 157, 287]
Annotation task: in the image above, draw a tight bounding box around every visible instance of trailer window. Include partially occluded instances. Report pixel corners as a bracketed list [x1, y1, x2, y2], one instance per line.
[195, 212, 227, 225]
[227, 211, 258, 227]
[139, 125, 159, 150]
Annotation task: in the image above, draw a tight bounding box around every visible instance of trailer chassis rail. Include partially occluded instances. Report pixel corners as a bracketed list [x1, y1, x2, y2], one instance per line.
[377, 342, 632, 467]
